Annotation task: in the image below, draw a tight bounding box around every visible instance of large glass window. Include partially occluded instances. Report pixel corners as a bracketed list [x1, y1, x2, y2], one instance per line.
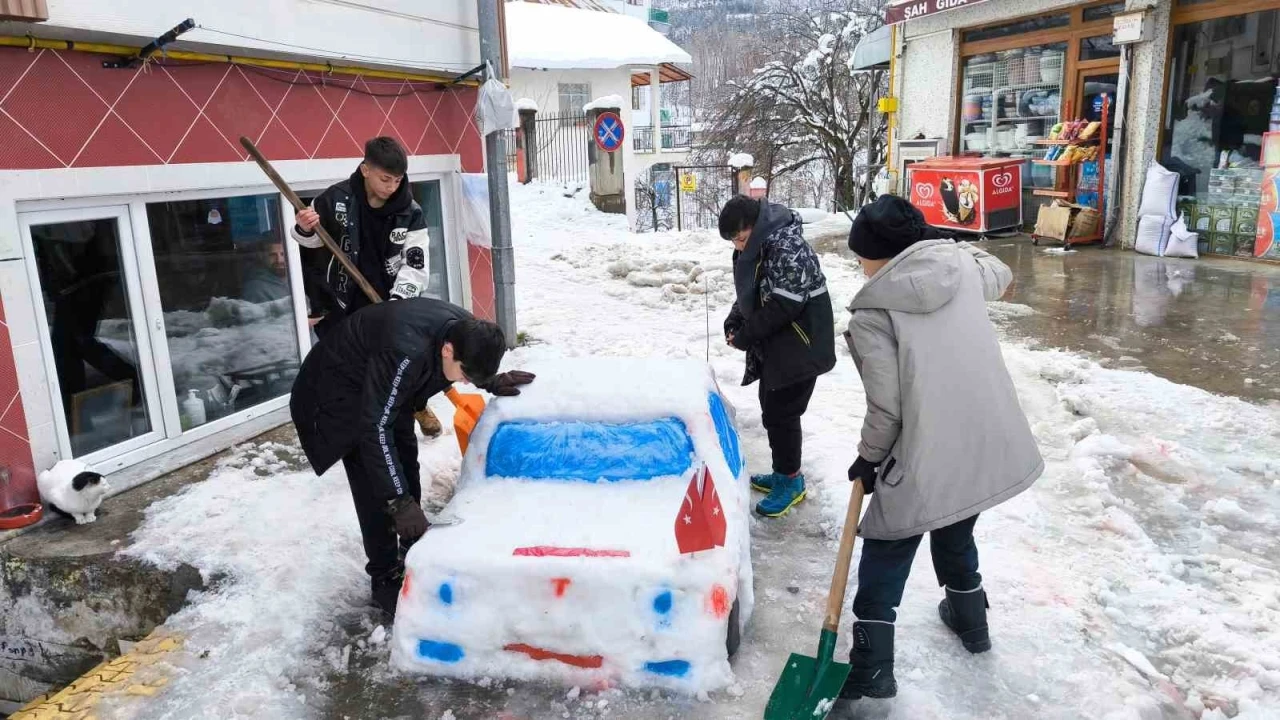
[146, 194, 301, 430]
[557, 83, 591, 116]
[960, 42, 1067, 189]
[410, 180, 449, 300]
[1162, 11, 1278, 256]
[961, 14, 1070, 44]
[30, 217, 153, 455]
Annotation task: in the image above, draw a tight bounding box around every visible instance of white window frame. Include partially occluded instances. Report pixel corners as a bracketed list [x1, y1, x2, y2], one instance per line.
[5, 154, 465, 475]
[17, 205, 168, 469]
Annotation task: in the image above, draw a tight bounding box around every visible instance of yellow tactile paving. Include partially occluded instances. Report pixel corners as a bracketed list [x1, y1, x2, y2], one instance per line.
[10, 633, 183, 720]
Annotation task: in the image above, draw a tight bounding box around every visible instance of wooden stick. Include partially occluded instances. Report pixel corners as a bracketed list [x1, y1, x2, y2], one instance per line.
[239, 136, 382, 305]
[822, 482, 866, 633]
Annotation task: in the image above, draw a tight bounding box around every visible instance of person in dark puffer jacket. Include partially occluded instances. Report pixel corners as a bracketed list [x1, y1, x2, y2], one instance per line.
[719, 195, 836, 518]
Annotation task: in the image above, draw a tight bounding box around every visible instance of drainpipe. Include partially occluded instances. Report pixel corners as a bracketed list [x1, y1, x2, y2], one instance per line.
[477, 0, 517, 345]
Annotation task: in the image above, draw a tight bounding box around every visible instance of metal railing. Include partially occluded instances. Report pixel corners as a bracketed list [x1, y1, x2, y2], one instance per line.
[633, 125, 694, 154]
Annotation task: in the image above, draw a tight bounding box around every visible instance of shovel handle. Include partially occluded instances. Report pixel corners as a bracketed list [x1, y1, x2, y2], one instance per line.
[239, 136, 382, 306]
[822, 482, 866, 633]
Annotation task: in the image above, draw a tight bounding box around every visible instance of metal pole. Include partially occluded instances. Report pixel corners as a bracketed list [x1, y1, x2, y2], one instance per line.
[477, 0, 517, 346]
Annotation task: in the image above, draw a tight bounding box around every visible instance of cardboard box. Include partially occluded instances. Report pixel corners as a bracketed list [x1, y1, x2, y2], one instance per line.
[1209, 233, 1235, 255]
[1209, 205, 1235, 233]
[1034, 201, 1075, 241]
[1069, 207, 1101, 240]
[1235, 206, 1260, 236]
[1191, 204, 1214, 233]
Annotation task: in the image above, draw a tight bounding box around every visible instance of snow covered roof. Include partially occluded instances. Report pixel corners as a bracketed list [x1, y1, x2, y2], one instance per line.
[505, 2, 693, 70]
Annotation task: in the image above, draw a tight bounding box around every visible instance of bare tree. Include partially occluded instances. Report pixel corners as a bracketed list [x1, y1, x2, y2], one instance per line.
[699, 0, 888, 212]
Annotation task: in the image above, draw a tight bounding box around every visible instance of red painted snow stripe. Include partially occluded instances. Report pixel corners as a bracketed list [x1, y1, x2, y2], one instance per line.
[503, 643, 604, 669]
[511, 546, 631, 558]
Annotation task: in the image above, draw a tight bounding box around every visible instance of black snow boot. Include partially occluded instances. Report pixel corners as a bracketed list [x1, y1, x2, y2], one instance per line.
[839, 621, 897, 700]
[938, 586, 991, 653]
[371, 567, 405, 618]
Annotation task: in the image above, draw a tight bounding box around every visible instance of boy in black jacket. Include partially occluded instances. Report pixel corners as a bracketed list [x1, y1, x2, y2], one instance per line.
[719, 196, 836, 518]
[292, 136, 443, 434]
[291, 298, 533, 616]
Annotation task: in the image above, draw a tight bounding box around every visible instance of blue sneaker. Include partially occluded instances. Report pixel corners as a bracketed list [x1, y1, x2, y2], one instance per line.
[750, 472, 784, 493]
[755, 473, 806, 517]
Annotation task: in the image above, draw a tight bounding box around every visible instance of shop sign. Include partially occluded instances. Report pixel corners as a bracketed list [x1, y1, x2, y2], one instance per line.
[885, 0, 990, 25]
[1112, 11, 1149, 45]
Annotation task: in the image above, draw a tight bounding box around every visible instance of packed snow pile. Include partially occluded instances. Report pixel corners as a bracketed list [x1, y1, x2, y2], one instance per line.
[582, 95, 625, 113]
[504, 2, 691, 70]
[391, 358, 753, 693]
[727, 153, 754, 169]
[514, 98, 538, 112]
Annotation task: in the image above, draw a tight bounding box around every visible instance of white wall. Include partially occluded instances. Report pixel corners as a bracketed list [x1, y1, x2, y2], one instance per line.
[28, 0, 480, 75]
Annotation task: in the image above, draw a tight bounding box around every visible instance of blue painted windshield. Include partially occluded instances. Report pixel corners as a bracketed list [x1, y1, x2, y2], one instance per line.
[708, 393, 742, 476]
[486, 418, 695, 482]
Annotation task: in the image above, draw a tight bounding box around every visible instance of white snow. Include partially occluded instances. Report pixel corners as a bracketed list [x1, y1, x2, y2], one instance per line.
[104, 181, 1280, 717]
[505, 2, 692, 70]
[749, 177, 767, 190]
[515, 98, 539, 112]
[582, 95, 625, 113]
[793, 207, 831, 224]
[727, 153, 754, 169]
[391, 358, 753, 693]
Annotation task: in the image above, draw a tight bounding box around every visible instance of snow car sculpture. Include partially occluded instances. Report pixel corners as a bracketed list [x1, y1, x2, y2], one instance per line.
[391, 358, 753, 693]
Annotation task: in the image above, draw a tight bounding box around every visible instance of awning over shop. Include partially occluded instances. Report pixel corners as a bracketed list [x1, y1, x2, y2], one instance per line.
[630, 63, 694, 86]
[884, 0, 991, 25]
[851, 24, 892, 71]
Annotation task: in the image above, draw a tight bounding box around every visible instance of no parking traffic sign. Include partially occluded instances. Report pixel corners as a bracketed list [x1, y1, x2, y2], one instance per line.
[594, 112, 624, 153]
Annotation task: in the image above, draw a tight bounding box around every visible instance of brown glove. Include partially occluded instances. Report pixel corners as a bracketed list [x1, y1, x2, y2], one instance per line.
[386, 496, 429, 541]
[479, 370, 536, 397]
[415, 407, 442, 437]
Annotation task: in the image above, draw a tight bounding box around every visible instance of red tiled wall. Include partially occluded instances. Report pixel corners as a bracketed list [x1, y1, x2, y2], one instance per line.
[0, 47, 495, 488]
[0, 295, 37, 511]
[0, 47, 484, 171]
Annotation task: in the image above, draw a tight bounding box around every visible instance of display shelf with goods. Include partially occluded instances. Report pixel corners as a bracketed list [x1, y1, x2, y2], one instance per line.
[1030, 95, 1109, 248]
[960, 45, 1066, 162]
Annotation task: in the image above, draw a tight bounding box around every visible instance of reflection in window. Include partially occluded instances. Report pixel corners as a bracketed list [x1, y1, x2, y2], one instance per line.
[146, 194, 301, 430]
[410, 181, 448, 300]
[1079, 34, 1121, 61]
[961, 14, 1069, 43]
[1082, 2, 1127, 22]
[31, 218, 152, 456]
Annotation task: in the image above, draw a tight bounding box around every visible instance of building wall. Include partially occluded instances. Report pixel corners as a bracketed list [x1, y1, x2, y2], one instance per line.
[0, 44, 490, 506]
[894, 0, 1165, 249]
[35, 0, 480, 76]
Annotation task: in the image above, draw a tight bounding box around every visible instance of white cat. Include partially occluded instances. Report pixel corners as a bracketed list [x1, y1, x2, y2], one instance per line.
[37, 459, 110, 525]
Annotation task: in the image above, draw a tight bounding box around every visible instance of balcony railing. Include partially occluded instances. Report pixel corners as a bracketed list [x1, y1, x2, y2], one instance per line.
[633, 125, 693, 153]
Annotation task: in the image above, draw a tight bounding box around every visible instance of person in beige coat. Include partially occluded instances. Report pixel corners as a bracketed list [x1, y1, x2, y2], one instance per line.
[839, 195, 1044, 702]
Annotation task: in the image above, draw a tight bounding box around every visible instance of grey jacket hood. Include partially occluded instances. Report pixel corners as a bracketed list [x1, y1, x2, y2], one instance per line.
[848, 239, 961, 314]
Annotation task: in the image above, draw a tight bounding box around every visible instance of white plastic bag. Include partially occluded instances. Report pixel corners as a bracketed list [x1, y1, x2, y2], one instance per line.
[477, 76, 516, 137]
[1137, 163, 1179, 219]
[1163, 214, 1199, 259]
[1134, 214, 1172, 257]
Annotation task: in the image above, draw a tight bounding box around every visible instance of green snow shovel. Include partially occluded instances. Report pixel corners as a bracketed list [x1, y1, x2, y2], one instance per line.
[764, 481, 866, 720]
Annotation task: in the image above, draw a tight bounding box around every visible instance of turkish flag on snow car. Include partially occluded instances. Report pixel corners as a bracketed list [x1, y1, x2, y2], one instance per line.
[674, 465, 727, 554]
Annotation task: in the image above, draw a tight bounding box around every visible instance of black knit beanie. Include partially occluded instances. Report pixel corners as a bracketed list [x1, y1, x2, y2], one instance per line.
[848, 195, 937, 260]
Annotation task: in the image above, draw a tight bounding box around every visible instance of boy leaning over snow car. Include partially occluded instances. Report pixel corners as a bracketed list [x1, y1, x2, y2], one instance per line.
[838, 195, 1044, 702]
[290, 297, 534, 617]
[718, 195, 836, 519]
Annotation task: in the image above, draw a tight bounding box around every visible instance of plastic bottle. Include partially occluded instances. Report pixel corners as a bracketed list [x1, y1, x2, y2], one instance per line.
[182, 389, 207, 428]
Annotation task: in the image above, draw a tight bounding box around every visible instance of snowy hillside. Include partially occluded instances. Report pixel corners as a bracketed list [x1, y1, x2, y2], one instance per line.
[108, 182, 1280, 719]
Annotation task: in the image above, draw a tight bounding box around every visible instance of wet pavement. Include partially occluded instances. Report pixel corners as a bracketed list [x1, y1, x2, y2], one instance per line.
[985, 238, 1280, 404]
[813, 232, 1280, 405]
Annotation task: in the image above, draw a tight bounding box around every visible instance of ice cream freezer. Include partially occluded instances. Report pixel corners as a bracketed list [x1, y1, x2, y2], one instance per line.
[906, 156, 1023, 235]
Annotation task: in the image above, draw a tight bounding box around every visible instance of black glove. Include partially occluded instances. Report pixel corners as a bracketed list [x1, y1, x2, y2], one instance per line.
[386, 496, 429, 541]
[848, 456, 880, 495]
[480, 370, 536, 396]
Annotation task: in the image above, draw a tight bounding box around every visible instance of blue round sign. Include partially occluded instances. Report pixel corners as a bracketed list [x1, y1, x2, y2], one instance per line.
[594, 112, 625, 153]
